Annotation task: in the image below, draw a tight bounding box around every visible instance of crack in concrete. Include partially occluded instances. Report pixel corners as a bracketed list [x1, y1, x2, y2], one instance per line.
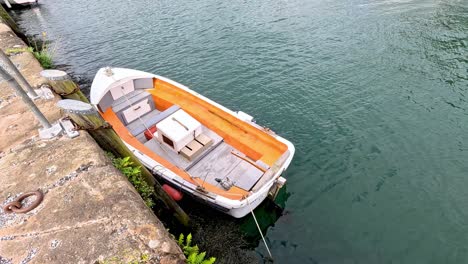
[7, 137, 41, 154]
[0, 256, 12, 264]
[19, 248, 37, 264]
[42, 162, 94, 193]
[0, 217, 112, 241]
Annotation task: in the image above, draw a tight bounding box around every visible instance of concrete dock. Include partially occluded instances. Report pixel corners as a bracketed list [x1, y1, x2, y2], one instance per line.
[0, 18, 185, 264]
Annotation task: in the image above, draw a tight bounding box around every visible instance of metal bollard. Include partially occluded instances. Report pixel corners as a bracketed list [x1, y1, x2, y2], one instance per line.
[0, 66, 63, 139]
[0, 49, 38, 98]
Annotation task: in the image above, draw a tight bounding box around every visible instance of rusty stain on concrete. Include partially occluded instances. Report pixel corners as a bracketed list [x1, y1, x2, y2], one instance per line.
[0, 20, 185, 264]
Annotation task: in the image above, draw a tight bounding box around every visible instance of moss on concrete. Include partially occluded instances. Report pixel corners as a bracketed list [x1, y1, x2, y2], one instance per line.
[0, 4, 25, 39]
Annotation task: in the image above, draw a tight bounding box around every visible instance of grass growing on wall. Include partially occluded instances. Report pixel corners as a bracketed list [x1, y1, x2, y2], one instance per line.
[5, 32, 55, 69]
[29, 32, 55, 69]
[32, 48, 54, 69]
[106, 153, 156, 208]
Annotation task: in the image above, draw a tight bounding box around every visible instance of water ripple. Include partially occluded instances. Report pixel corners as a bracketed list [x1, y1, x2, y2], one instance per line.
[11, 0, 468, 262]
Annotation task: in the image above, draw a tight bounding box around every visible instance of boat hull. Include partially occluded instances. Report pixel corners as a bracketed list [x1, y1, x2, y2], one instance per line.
[91, 67, 295, 218]
[128, 137, 294, 218]
[5, 0, 37, 6]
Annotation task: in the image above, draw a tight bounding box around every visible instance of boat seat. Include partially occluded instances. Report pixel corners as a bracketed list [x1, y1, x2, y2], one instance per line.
[112, 90, 152, 113]
[111, 90, 157, 125]
[126, 105, 181, 136]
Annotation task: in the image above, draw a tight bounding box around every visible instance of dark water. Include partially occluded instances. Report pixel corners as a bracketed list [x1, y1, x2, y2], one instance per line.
[10, 0, 468, 263]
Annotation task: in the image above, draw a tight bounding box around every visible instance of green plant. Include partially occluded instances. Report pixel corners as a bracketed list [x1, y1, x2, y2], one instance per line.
[28, 32, 56, 69]
[32, 49, 54, 69]
[107, 153, 156, 208]
[5, 47, 33, 55]
[97, 252, 151, 264]
[177, 234, 216, 264]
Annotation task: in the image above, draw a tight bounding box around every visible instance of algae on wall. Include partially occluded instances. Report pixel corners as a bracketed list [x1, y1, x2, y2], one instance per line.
[0, 4, 26, 39]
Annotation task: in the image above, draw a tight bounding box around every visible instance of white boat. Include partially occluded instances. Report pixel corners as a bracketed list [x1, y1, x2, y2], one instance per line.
[90, 67, 295, 218]
[3, 0, 37, 7]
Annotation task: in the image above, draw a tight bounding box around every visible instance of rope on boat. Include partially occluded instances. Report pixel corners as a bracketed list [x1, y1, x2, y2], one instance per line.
[247, 198, 273, 261]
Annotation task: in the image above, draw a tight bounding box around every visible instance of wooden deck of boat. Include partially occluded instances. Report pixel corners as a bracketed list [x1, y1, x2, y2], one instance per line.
[149, 79, 288, 166]
[142, 125, 264, 191]
[100, 77, 289, 199]
[102, 107, 251, 199]
[142, 126, 223, 170]
[188, 142, 264, 191]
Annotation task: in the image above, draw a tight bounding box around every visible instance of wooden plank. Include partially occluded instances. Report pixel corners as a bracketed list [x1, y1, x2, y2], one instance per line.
[226, 160, 264, 191]
[142, 120, 265, 191]
[188, 142, 265, 191]
[144, 139, 189, 168]
[231, 151, 267, 172]
[143, 125, 223, 170]
[188, 143, 240, 187]
[150, 81, 288, 164]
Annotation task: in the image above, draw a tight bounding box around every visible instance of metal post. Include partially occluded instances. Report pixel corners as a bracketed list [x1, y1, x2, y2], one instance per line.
[0, 67, 51, 129]
[0, 49, 38, 97]
[3, 0, 12, 9]
[41, 70, 89, 102]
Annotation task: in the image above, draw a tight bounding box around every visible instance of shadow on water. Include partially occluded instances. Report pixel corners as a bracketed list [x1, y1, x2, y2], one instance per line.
[160, 186, 290, 264]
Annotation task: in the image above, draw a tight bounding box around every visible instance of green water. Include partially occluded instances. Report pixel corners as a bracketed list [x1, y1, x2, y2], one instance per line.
[11, 0, 468, 262]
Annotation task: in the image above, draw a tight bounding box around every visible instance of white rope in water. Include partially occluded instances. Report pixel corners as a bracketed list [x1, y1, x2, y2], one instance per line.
[247, 198, 273, 260]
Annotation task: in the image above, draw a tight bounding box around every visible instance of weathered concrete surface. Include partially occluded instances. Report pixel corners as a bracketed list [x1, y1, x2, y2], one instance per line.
[0, 22, 185, 264]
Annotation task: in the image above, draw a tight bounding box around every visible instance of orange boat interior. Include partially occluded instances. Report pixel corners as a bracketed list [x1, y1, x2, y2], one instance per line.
[101, 77, 288, 200]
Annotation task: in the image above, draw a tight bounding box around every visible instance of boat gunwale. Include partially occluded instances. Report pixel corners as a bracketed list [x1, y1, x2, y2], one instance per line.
[92, 68, 295, 202]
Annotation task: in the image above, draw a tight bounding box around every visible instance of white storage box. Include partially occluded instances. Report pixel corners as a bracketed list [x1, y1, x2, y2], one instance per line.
[156, 110, 202, 152]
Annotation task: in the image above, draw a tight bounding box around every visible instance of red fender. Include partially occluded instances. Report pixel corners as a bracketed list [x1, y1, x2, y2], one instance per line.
[162, 184, 183, 201]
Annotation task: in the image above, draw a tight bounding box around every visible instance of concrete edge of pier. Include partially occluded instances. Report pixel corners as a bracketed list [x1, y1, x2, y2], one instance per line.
[0, 12, 185, 264]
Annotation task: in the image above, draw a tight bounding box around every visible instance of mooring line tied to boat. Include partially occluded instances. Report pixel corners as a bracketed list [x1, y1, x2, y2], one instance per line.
[247, 198, 274, 262]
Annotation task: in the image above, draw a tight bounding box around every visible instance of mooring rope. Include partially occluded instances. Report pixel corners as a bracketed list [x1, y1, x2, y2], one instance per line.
[247, 198, 273, 261]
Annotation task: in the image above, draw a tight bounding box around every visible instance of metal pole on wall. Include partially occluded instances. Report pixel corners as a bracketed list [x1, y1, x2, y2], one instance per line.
[3, 0, 12, 9]
[0, 49, 38, 97]
[0, 67, 51, 129]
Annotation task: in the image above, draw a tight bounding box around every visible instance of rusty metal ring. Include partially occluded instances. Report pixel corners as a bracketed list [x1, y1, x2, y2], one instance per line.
[3, 191, 44, 214]
[12, 191, 44, 213]
[3, 200, 22, 213]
